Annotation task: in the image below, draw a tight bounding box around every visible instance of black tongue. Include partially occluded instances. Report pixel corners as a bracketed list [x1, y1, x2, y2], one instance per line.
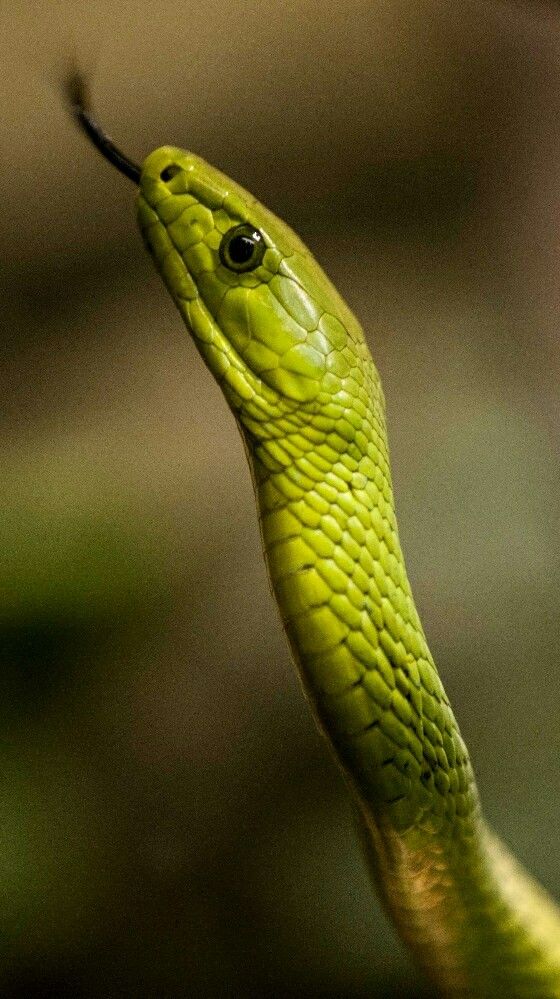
[65, 71, 141, 185]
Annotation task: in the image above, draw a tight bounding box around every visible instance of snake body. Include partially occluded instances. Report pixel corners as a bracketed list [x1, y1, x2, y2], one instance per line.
[69, 86, 560, 995]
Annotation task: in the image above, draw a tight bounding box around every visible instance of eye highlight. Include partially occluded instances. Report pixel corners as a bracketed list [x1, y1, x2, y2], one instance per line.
[219, 224, 265, 273]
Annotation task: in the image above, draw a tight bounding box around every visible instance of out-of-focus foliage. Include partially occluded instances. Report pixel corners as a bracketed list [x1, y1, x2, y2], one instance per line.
[1, 1, 560, 996]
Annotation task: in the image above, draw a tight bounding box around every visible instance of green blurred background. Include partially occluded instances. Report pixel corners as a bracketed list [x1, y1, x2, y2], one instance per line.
[2, 1, 560, 996]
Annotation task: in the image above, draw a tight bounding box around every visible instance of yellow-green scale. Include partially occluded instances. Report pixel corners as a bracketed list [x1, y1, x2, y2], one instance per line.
[135, 146, 560, 998]
[251, 357, 473, 830]
[252, 413, 560, 997]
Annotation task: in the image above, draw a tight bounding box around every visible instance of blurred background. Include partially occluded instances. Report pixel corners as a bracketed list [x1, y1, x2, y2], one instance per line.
[2, 0, 560, 995]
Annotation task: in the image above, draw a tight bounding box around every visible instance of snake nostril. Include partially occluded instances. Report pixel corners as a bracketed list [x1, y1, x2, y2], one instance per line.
[160, 164, 181, 182]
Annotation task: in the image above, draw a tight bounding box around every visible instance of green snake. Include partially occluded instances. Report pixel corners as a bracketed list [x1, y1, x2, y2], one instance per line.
[67, 76, 560, 998]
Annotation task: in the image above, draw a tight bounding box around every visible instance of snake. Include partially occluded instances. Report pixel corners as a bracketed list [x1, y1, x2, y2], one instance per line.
[66, 74, 560, 998]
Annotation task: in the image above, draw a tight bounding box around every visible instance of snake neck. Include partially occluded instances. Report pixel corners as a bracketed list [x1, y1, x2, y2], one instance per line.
[248, 407, 476, 836]
[245, 408, 560, 997]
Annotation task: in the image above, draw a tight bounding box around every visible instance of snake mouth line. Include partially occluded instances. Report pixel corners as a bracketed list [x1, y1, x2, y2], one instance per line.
[65, 71, 141, 184]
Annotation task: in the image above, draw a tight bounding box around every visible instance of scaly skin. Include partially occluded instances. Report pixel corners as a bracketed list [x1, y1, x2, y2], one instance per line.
[135, 146, 560, 997]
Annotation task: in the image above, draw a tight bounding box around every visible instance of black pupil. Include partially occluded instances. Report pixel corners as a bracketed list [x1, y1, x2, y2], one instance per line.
[160, 164, 180, 181]
[228, 234, 256, 264]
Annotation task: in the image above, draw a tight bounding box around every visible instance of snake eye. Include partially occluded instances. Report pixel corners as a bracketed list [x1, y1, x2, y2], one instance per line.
[160, 164, 181, 182]
[219, 224, 265, 272]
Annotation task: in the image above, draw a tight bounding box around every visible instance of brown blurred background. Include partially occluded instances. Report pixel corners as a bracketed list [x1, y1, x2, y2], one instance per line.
[2, 1, 560, 996]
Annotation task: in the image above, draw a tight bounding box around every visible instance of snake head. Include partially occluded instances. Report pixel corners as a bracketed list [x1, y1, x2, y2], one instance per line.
[65, 70, 378, 444]
[138, 147, 372, 436]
